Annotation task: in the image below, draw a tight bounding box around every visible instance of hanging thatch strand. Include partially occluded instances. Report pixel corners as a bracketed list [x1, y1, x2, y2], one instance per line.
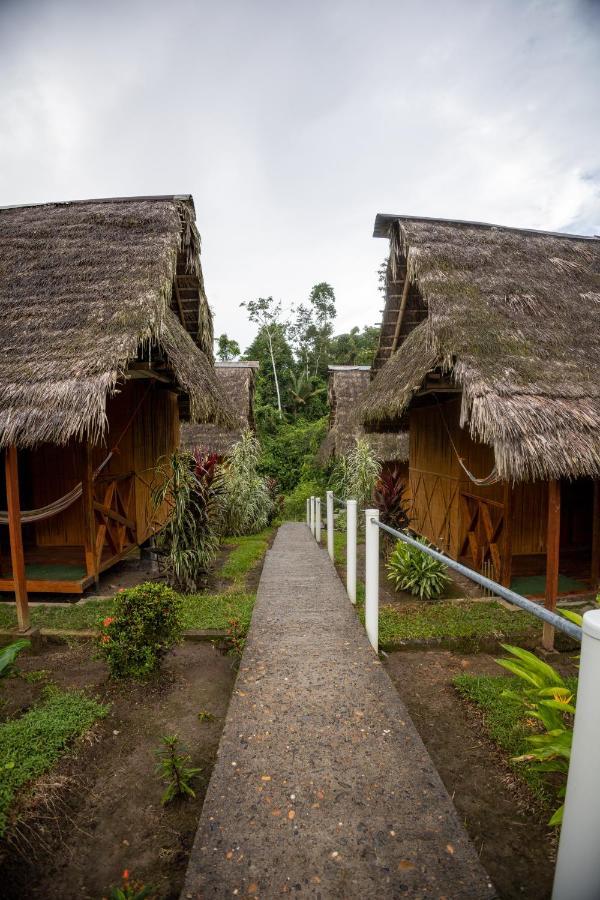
[318, 365, 408, 464]
[0, 195, 230, 449]
[180, 361, 260, 456]
[360, 215, 600, 482]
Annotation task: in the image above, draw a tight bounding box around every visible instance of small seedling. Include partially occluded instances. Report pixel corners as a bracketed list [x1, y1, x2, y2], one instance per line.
[21, 669, 50, 684]
[197, 709, 215, 722]
[155, 735, 201, 804]
[106, 869, 154, 899]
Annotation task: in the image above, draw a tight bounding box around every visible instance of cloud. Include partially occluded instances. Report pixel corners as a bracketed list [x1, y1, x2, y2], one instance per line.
[0, 0, 598, 347]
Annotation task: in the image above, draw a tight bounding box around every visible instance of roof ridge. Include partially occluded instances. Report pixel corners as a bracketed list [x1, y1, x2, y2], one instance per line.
[373, 213, 600, 243]
[0, 195, 193, 213]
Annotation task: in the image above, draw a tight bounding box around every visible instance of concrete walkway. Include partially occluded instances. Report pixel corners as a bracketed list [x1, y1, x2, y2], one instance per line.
[182, 524, 496, 898]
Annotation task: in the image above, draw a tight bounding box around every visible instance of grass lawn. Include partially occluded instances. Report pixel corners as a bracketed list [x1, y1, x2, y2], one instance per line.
[358, 600, 539, 649]
[453, 672, 577, 809]
[180, 591, 256, 631]
[0, 592, 256, 634]
[220, 530, 271, 585]
[0, 687, 108, 835]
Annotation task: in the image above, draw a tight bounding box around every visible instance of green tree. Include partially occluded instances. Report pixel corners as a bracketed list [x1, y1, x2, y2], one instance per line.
[216, 333, 240, 361]
[328, 324, 379, 366]
[244, 322, 295, 431]
[241, 297, 288, 417]
[289, 283, 337, 380]
[288, 371, 327, 417]
[308, 282, 336, 376]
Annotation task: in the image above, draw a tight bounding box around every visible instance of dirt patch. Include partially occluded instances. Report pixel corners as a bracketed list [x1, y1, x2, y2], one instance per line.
[1, 640, 236, 900]
[384, 649, 572, 900]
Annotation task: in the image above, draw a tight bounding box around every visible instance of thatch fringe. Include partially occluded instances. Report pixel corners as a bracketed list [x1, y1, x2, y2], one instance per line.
[0, 196, 229, 449]
[318, 366, 408, 464]
[180, 362, 259, 455]
[361, 216, 600, 482]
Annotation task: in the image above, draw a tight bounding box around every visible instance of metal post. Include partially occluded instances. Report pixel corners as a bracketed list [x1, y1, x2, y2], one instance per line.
[346, 499, 357, 604]
[310, 496, 315, 537]
[552, 609, 600, 900]
[315, 497, 321, 543]
[326, 491, 334, 561]
[365, 509, 379, 653]
[306, 497, 310, 527]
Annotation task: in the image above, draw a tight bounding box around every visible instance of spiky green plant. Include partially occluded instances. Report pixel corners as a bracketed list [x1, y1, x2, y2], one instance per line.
[153, 451, 223, 591]
[219, 430, 273, 536]
[386, 537, 449, 600]
[332, 438, 381, 510]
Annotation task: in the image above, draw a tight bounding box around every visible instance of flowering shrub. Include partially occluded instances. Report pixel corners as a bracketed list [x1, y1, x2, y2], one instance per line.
[98, 583, 183, 679]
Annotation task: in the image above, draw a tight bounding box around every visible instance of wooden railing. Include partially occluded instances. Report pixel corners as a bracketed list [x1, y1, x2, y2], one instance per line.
[459, 491, 505, 581]
[93, 472, 136, 569]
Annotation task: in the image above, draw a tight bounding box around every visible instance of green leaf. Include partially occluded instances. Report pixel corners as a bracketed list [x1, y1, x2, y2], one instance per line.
[499, 644, 565, 686]
[548, 804, 564, 826]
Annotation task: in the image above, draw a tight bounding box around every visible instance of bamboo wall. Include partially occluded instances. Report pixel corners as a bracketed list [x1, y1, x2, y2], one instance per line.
[30, 381, 179, 549]
[409, 398, 554, 561]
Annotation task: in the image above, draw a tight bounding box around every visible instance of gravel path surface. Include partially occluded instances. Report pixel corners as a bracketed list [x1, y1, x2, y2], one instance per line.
[182, 523, 496, 898]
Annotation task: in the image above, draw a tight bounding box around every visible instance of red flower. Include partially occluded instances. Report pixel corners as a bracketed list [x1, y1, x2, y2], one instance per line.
[122, 869, 129, 880]
[103, 616, 115, 627]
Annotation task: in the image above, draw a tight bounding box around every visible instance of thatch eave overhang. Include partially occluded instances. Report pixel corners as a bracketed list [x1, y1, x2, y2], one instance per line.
[364, 213, 600, 483]
[0, 195, 231, 449]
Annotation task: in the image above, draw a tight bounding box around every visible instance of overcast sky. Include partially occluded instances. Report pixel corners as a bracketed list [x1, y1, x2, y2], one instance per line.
[1, 0, 599, 349]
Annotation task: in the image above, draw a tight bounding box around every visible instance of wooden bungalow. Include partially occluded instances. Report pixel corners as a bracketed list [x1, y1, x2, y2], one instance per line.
[318, 365, 409, 476]
[0, 195, 229, 629]
[361, 214, 600, 647]
[180, 361, 259, 456]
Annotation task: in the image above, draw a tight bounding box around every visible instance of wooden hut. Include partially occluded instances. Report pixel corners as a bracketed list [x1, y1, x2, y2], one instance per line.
[361, 213, 600, 646]
[318, 366, 408, 475]
[180, 361, 259, 456]
[0, 195, 229, 628]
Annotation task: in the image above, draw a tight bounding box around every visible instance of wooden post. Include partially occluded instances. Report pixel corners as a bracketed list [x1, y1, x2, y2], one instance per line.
[591, 481, 600, 591]
[5, 446, 29, 632]
[82, 443, 98, 585]
[542, 479, 561, 651]
[500, 481, 513, 588]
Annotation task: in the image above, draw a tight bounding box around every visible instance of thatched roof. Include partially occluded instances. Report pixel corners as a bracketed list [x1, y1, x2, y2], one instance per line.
[361, 214, 600, 481]
[181, 361, 259, 455]
[318, 365, 408, 464]
[0, 195, 229, 449]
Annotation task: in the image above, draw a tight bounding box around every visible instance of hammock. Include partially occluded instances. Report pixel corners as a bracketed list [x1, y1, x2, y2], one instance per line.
[0, 382, 152, 525]
[435, 397, 501, 487]
[0, 482, 83, 525]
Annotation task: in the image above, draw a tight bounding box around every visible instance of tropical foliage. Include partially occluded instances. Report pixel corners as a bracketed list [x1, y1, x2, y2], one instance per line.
[374, 464, 410, 533]
[0, 639, 30, 679]
[332, 438, 381, 510]
[386, 537, 450, 600]
[496, 644, 576, 825]
[219, 430, 273, 536]
[153, 450, 223, 591]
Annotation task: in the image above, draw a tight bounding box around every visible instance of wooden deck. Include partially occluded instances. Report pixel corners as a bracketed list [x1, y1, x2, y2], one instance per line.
[0, 543, 137, 593]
